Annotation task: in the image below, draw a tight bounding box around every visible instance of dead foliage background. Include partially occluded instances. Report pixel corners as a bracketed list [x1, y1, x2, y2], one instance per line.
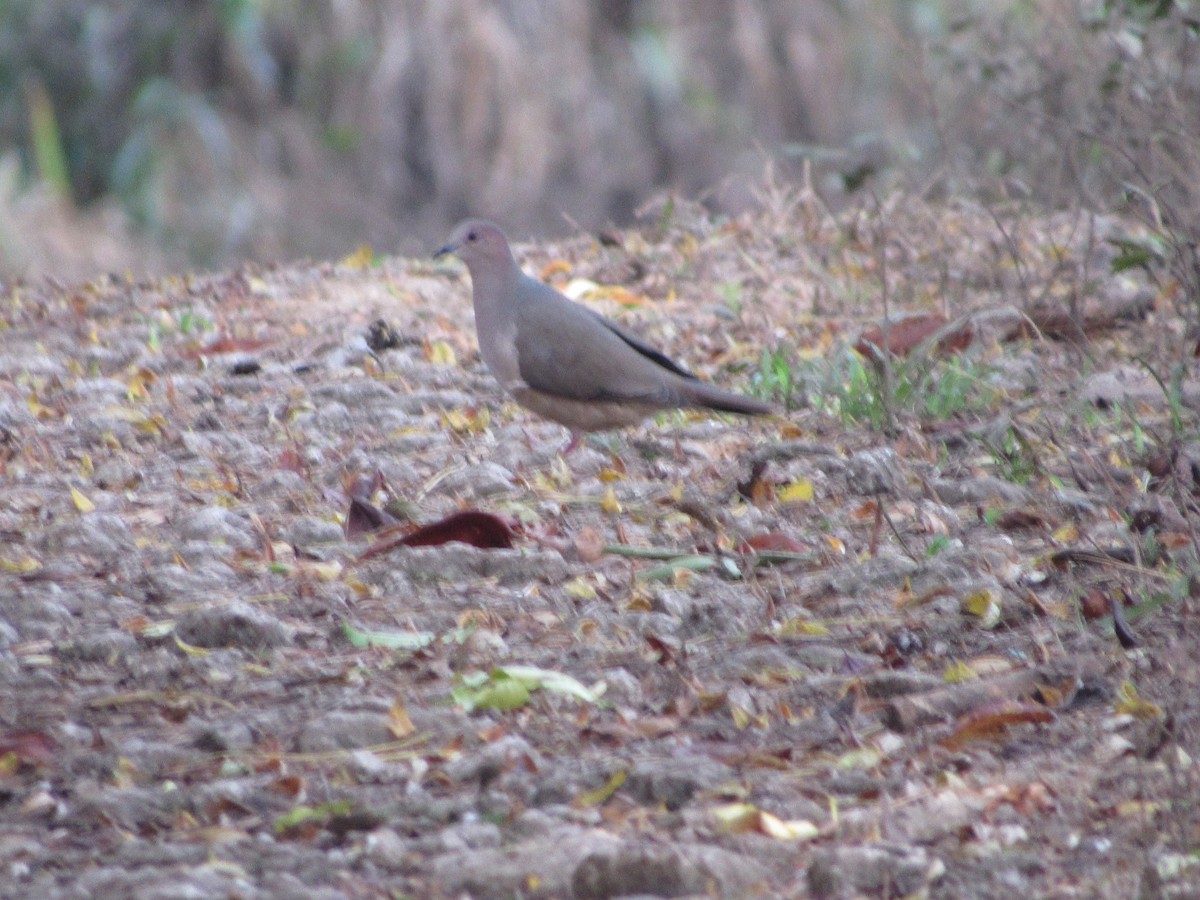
[0, 1, 1195, 283]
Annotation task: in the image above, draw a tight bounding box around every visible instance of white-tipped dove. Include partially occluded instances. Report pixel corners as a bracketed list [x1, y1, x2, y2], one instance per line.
[435, 219, 772, 448]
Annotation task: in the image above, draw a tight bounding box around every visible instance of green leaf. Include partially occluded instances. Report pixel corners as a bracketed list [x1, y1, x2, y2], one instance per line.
[577, 770, 627, 806]
[452, 672, 531, 713]
[451, 665, 602, 713]
[274, 800, 353, 833]
[1107, 236, 1165, 272]
[603, 544, 692, 560]
[342, 622, 435, 651]
[638, 554, 719, 581]
[497, 665, 602, 703]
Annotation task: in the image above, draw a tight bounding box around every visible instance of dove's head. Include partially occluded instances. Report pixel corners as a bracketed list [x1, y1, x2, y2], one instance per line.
[434, 219, 514, 273]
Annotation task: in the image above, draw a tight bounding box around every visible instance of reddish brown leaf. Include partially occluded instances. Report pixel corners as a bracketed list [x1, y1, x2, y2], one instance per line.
[268, 774, 305, 797]
[644, 633, 678, 666]
[856, 313, 974, 358]
[1159, 531, 1194, 550]
[398, 511, 514, 549]
[1079, 590, 1109, 620]
[277, 448, 305, 474]
[740, 533, 808, 554]
[185, 335, 272, 359]
[994, 509, 1049, 531]
[574, 526, 606, 563]
[940, 701, 1054, 751]
[357, 510, 516, 559]
[0, 731, 57, 769]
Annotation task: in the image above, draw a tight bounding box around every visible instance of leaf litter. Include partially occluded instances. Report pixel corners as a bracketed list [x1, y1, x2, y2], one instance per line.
[0, 193, 1196, 897]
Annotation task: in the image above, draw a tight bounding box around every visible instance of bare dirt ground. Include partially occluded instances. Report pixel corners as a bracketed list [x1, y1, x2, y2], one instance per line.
[1, 192, 1198, 898]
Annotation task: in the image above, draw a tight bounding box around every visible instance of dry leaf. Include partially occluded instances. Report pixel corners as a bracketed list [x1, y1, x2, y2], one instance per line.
[574, 526, 605, 563]
[758, 811, 819, 841]
[388, 698, 415, 739]
[424, 339, 457, 366]
[856, 312, 974, 357]
[357, 511, 516, 559]
[339, 244, 375, 269]
[741, 533, 808, 554]
[995, 509, 1049, 531]
[940, 701, 1054, 751]
[70, 487, 95, 513]
[778, 480, 814, 503]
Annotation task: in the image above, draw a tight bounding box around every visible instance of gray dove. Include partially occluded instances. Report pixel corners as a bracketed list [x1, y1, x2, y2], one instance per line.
[435, 219, 772, 449]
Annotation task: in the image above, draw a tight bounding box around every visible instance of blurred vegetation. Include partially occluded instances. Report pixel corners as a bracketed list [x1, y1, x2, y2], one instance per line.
[0, 0, 1195, 284]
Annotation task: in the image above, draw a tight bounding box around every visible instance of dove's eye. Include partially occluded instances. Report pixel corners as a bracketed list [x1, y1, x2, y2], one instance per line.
[467, 230, 479, 242]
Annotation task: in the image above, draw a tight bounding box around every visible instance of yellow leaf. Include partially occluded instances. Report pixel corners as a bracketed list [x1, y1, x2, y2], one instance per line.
[388, 697, 415, 739]
[442, 407, 489, 434]
[310, 561, 343, 582]
[577, 769, 626, 806]
[943, 660, 977, 683]
[777, 617, 829, 637]
[126, 372, 151, 402]
[1114, 681, 1163, 720]
[563, 576, 597, 600]
[0, 556, 42, 574]
[597, 467, 624, 483]
[730, 705, 756, 730]
[70, 487, 95, 513]
[340, 244, 375, 270]
[711, 802, 761, 833]
[823, 535, 846, 555]
[99, 404, 151, 424]
[1052, 523, 1079, 542]
[759, 811, 819, 841]
[835, 747, 881, 770]
[1114, 800, 1163, 818]
[778, 480, 814, 503]
[960, 587, 1001, 629]
[424, 339, 457, 366]
[539, 259, 573, 280]
[135, 413, 168, 437]
[600, 486, 621, 515]
[623, 593, 653, 612]
[79, 453, 94, 478]
[345, 577, 373, 597]
[26, 396, 56, 420]
[174, 634, 210, 657]
[729, 705, 748, 734]
[595, 285, 647, 306]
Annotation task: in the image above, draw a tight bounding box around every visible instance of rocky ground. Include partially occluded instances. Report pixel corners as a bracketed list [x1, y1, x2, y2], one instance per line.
[1, 193, 1198, 898]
